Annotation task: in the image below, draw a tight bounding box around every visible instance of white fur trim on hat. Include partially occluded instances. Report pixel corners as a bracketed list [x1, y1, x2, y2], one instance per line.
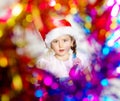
[45, 26, 79, 48]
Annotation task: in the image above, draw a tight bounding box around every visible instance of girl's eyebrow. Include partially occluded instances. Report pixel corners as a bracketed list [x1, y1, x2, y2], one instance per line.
[52, 39, 58, 42]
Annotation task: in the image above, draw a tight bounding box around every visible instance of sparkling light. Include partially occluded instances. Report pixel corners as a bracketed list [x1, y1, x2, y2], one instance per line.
[7, 18, 15, 27]
[102, 47, 110, 55]
[114, 41, 120, 48]
[101, 79, 109, 86]
[107, 40, 114, 47]
[111, 4, 119, 17]
[84, 28, 90, 34]
[85, 22, 91, 29]
[0, 56, 8, 67]
[1, 94, 9, 101]
[87, 94, 94, 100]
[102, 96, 114, 101]
[54, 3, 61, 10]
[116, 0, 120, 5]
[85, 16, 92, 22]
[0, 30, 3, 38]
[70, 7, 78, 14]
[107, 0, 114, 6]
[116, 66, 120, 73]
[107, 29, 120, 47]
[100, 29, 106, 35]
[44, 76, 53, 86]
[105, 32, 111, 38]
[114, 30, 120, 41]
[37, 74, 43, 81]
[12, 74, 23, 91]
[117, 14, 120, 23]
[12, 4, 23, 16]
[88, 0, 97, 5]
[110, 17, 117, 29]
[110, 23, 117, 29]
[26, 14, 33, 22]
[49, 0, 56, 7]
[35, 89, 43, 98]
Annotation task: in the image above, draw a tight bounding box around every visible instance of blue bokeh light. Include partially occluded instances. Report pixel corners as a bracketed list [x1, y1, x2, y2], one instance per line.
[102, 96, 114, 101]
[101, 79, 109, 86]
[102, 47, 110, 55]
[35, 89, 43, 98]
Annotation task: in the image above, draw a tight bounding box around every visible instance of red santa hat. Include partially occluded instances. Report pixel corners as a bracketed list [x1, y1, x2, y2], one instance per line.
[40, 18, 79, 48]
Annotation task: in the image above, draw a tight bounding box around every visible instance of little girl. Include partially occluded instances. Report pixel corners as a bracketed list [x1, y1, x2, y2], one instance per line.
[36, 18, 90, 79]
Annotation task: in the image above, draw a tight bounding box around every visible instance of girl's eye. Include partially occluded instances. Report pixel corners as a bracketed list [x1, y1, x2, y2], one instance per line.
[63, 39, 68, 42]
[53, 40, 58, 43]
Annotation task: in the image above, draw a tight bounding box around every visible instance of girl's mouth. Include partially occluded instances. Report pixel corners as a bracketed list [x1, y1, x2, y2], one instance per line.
[59, 49, 64, 52]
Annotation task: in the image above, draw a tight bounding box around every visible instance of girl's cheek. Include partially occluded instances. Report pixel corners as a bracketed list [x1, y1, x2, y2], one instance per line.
[66, 47, 71, 51]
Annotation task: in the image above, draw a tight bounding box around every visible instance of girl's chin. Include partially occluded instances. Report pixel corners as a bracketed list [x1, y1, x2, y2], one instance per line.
[55, 52, 69, 58]
[55, 52, 65, 56]
[55, 54, 69, 61]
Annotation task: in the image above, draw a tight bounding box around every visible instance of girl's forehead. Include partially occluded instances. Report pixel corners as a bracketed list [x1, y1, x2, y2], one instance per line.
[53, 35, 72, 40]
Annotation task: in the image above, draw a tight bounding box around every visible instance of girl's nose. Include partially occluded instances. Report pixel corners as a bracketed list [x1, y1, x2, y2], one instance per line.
[59, 41, 63, 48]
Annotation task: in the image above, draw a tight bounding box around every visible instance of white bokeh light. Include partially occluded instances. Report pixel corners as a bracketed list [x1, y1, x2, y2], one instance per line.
[111, 4, 119, 17]
[107, 0, 114, 6]
[116, 0, 120, 5]
[116, 66, 120, 73]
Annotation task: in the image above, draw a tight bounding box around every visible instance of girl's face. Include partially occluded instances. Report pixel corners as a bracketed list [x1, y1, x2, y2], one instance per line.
[51, 35, 73, 60]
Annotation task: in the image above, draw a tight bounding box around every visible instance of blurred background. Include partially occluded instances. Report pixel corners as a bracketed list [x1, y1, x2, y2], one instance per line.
[0, 0, 120, 101]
